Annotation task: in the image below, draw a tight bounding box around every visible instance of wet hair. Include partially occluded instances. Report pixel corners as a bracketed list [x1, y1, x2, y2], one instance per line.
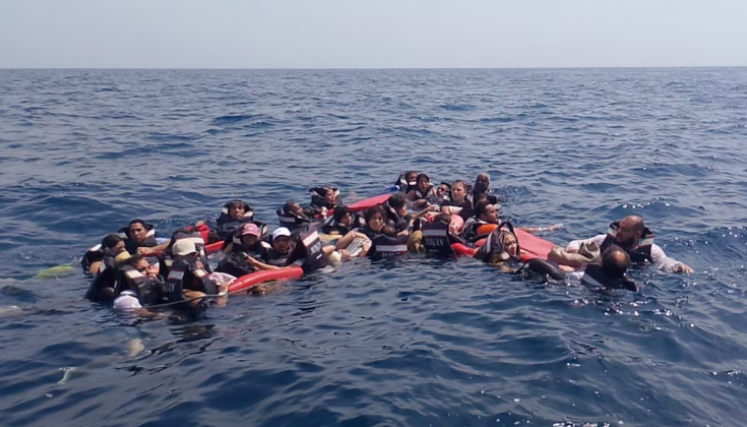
[452, 180, 468, 191]
[283, 200, 299, 213]
[474, 200, 492, 218]
[416, 173, 430, 184]
[436, 213, 452, 224]
[128, 219, 147, 229]
[333, 205, 351, 222]
[388, 193, 406, 210]
[365, 205, 387, 223]
[405, 171, 418, 180]
[101, 234, 123, 249]
[601, 244, 631, 277]
[125, 254, 146, 267]
[226, 199, 246, 210]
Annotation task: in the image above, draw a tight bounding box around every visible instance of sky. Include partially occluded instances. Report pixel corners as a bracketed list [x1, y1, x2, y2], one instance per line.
[0, 0, 745, 69]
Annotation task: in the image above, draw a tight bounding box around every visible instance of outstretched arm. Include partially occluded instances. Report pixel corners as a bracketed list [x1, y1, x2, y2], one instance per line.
[651, 244, 693, 274]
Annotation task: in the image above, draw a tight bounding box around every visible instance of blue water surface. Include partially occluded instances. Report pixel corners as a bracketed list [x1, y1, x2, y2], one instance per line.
[1, 68, 747, 427]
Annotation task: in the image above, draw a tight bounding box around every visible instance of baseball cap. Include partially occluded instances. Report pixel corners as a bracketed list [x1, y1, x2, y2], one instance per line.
[272, 227, 291, 240]
[241, 223, 260, 237]
[173, 239, 198, 256]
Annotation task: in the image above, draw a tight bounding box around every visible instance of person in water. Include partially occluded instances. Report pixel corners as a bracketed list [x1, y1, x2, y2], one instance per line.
[383, 193, 409, 233]
[260, 227, 296, 267]
[309, 187, 340, 215]
[222, 222, 266, 256]
[442, 180, 473, 221]
[214, 199, 255, 240]
[406, 173, 436, 208]
[461, 200, 500, 241]
[322, 205, 364, 236]
[564, 244, 638, 291]
[123, 219, 169, 256]
[82, 233, 126, 275]
[566, 215, 693, 274]
[112, 255, 168, 316]
[473, 227, 566, 280]
[468, 173, 498, 205]
[421, 213, 468, 256]
[166, 239, 224, 308]
[393, 171, 419, 193]
[277, 200, 315, 233]
[358, 206, 421, 258]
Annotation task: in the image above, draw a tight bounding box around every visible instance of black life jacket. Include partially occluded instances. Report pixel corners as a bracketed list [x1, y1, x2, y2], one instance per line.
[161, 229, 212, 275]
[228, 224, 269, 255]
[322, 213, 364, 235]
[276, 208, 313, 233]
[393, 174, 417, 193]
[215, 252, 257, 278]
[216, 201, 254, 227]
[600, 221, 655, 265]
[368, 234, 409, 260]
[165, 259, 216, 302]
[84, 255, 119, 302]
[309, 187, 340, 210]
[411, 184, 436, 201]
[287, 230, 327, 273]
[422, 220, 455, 257]
[581, 264, 637, 291]
[80, 244, 106, 275]
[383, 205, 408, 232]
[117, 265, 166, 307]
[262, 247, 291, 267]
[117, 223, 159, 254]
[460, 217, 490, 242]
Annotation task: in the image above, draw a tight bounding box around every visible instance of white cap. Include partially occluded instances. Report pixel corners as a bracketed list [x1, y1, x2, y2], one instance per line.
[272, 227, 292, 240]
[172, 239, 197, 256]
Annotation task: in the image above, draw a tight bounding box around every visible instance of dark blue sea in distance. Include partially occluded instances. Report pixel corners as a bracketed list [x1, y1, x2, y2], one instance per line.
[0, 68, 746, 427]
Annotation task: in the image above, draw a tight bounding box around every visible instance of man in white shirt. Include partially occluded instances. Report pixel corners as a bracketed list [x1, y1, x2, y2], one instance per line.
[566, 215, 693, 274]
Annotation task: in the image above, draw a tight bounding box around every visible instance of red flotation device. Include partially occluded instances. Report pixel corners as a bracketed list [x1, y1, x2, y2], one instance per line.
[228, 267, 304, 293]
[348, 193, 391, 212]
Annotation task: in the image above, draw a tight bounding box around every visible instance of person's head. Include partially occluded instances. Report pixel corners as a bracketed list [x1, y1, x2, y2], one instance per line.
[128, 219, 149, 244]
[474, 201, 499, 224]
[325, 188, 337, 205]
[435, 213, 452, 225]
[226, 200, 247, 220]
[271, 227, 293, 255]
[333, 205, 353, 226]
[101, 234, 125, 255]
[601, 244, 631, 278]
[473, 173, 491, 194]
[615, 215, 645, 249]
[451, 180, 468, 202]
[388, 193, 407, 217]
[240, 223, 260, 248]
[437, 182, 451, 198]
[416, 173, 430, 193]
[501, 232, 519, 259]
[405, 171, 418, 185]
[126, 255, 149, 274]
[172, 239, 199, 262]
[284, 200, 303, 216]
[365, 206, 387, 232]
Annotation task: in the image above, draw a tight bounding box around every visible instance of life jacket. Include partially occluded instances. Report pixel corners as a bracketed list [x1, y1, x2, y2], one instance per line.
[322, 212, 364, 235]
[421, 220, 455, 257]
[276, 208, 313, 233]
[287, 230, 327, 273]
[84, 254, 119, 302]
[467, 190, 499, 206]
[80, 244, 105, 275]
[412, 184, 436, 200]
[228, 224, 269, 255]
[215, 252, 257, 278]
[393, 174, 417, 193]
[216, 201, 255, 240]
[600, 221, 655, 265]
[368, 234, 409, 260]
[581, 264, 637, 291]
[261, 247, 291, 267]
[473, 222, 520, 264]
[383, 205, 408, 232]
[117, 223, 159, 254]
[309, 187, 340, 212]
[460, 217, 491, 242]
[117, 265, 166, 307]
[165, 259, 216, 302]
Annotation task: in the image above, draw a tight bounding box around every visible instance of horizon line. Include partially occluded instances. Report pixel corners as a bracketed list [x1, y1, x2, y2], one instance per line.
[1, 65, 747, 71]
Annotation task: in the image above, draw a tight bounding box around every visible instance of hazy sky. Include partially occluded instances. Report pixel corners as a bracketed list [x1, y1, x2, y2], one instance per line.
[1, 0, 744, 68]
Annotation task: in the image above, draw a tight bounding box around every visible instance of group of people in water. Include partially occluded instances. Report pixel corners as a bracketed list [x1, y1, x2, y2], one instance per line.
[81, 171, 693, 316]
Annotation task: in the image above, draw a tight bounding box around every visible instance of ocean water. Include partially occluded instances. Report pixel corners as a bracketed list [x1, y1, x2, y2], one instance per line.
[0, 68, 746, 427]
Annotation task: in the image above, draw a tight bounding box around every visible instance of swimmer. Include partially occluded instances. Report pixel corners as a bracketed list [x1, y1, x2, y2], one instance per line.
[322, 205, 364, 236]
[123, 219, 169, 256]
[441, 180, 473, 220]
[406, 173, 437, 208]
[81, 234, 126, 276]
[474, 227, 565, 279]
[566, 215, 693, 274]
[214, 199, 255, 240]
[277, 200, 315, 233]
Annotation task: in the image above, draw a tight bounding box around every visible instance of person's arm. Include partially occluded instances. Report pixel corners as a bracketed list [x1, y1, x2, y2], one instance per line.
[651, 244, 693, 274]
[566, 234, 606, 252]
[517, 224, 563, 234]
[334, 230, 367, 250]
[405, 190, 417, 201]
[138, 241, 169, 256]
[222, 241, 234, 254]
[245, 255, 282, 271]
